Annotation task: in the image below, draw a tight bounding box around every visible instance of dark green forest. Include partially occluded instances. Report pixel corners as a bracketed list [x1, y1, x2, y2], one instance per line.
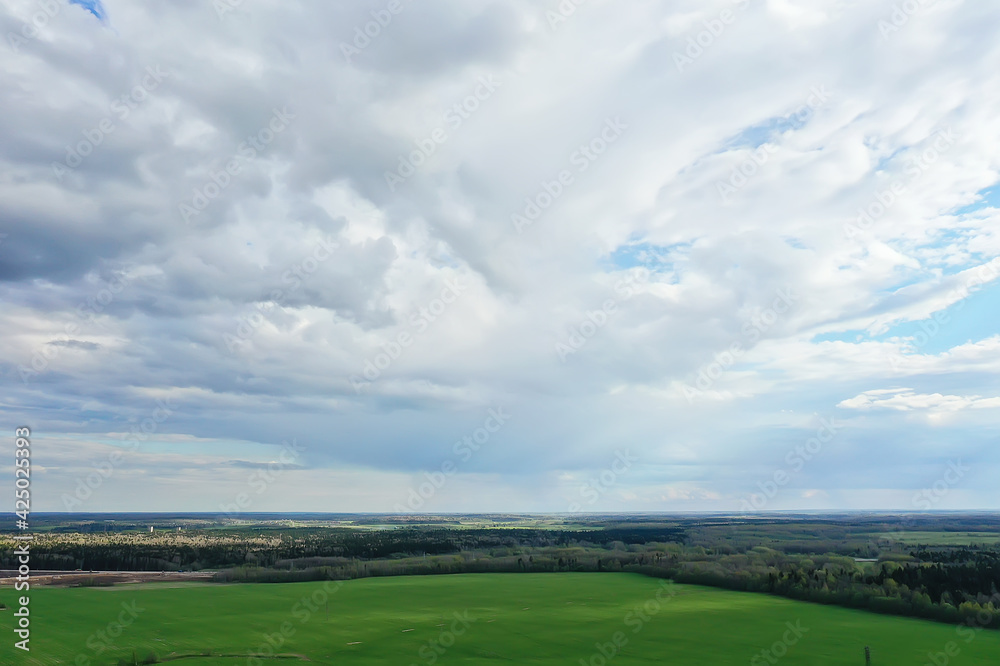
[3, 513, 999, 630]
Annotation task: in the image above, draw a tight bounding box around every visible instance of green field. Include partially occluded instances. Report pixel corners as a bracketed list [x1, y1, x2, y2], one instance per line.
[873, 531, 1000, 546]
[3, 573, 999, 665]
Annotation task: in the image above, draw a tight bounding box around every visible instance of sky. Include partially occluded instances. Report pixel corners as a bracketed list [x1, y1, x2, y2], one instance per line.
[1, 0, 999, 514]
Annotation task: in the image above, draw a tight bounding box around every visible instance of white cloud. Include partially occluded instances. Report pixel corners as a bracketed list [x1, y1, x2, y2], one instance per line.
[839, 388, 1000, 414]
[1, 0, 999, 511]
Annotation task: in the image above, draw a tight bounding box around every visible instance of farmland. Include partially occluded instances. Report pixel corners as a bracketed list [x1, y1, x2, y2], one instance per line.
[3, 513, 1000, 631]
[3, 573, 1000, 665]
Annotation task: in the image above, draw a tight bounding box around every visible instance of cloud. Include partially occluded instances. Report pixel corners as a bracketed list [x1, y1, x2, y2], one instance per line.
[1, 0, 1000, 511]
[47, 339, 101, 350]
[839, 388, 1000, 413]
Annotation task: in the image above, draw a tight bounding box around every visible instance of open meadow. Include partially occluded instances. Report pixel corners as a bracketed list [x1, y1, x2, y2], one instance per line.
[3, 572, 999, 665]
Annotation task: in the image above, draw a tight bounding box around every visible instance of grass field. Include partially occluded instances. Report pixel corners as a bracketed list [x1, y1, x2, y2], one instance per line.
[873, 531, 1000, 546]
[3, 573, 1000, 665]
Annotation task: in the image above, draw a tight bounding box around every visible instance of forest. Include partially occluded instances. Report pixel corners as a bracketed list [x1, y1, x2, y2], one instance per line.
[3, 512, 999, 630]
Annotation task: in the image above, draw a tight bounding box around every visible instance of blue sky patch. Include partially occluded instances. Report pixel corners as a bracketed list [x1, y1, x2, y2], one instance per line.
[812, 330, 867, 344]
[605, 241, 691, 272]
[880, 278, 1000, 354]
[813, 278, 1000, 354]
[722, 113, 810, 151]
[952, 182, 1000, 216]
[69, 0, 107, 21]
[872, 145, 910, 172]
